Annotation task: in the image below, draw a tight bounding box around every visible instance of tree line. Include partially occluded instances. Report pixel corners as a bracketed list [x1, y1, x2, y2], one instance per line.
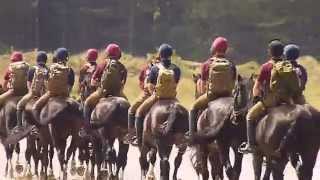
[0, 0, 318, 62]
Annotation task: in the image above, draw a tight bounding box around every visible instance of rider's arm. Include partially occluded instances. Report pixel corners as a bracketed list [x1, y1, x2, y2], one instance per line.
[68, 68, 75, 91]
[3, 69, 11, 91]
[27, 67, 36, 90]
[90, 63, 105, 87]
[200, 61, 209, 94]
[147, 66, 158, 93]
[253, 66, 266, 97]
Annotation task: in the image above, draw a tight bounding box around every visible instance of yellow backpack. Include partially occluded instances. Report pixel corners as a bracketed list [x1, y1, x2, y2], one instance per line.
[47, 63, 70, 96]
[270, 60, 301, 97]
[31, 66, 48, 96]
[207, 58, 235, 97]
[9, 61, 29, 95]
[100, 60, 122, 96]
[155, 64, 177, 99]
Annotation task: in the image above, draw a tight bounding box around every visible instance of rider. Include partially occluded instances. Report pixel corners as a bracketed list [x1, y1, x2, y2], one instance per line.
[79, 43, 127, 137]
[284, 44, 307, 104]
[32, 48, 75, 122]
[274, 44, 308, 157]
[239, 39, 301, 153]
[0, 51, 29, 108]
[189, 37, 237, 139]
[134, 43, 181, 146]
[13, 51, 49, 133]
[125, 56, 160, 143]
[79, 49, 98, 101]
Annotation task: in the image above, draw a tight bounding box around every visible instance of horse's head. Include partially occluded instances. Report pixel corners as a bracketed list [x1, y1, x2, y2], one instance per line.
[233, 73, 256, 112]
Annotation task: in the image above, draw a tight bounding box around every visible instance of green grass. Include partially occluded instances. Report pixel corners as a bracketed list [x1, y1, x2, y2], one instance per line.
[0, 51, 319, 109]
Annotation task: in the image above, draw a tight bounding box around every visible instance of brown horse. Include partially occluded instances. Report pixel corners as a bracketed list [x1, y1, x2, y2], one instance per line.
[90, 96, 130, 179]
[139, 100, 188, 180]
[190, 75, 255, 180]
[252, 104, 320, 180]
[25, 97, 84, 180]
[0, 96, 23, 178]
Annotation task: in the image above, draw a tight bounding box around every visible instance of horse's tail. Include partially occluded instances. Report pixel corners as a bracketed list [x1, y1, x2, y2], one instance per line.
[163, 104, 179, 136]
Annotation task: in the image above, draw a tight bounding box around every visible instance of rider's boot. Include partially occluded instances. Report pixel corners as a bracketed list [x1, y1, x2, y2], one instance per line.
[239, 120, 257, 154]
[135, 116, 144, 146]
[188, 109, 197, 140]
[124, 113, 137, 144]
[12, 109, 24, 134]
[79, 106, 91, 138]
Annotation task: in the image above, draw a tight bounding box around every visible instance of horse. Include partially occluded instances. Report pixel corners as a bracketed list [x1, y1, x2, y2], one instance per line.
[190, 74, 255, 180]
[90, 96, 130, 179]
[0, 96, 24, 178]
[139, 99, 189, 180]
[25, 97, 84, 180]
[252, 104, 320, 180]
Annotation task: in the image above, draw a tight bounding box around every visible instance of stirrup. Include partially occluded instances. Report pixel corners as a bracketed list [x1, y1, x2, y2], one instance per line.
[238, 142, 256, 154]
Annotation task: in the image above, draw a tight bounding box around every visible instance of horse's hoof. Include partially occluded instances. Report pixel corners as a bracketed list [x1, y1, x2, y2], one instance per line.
[76, 165, 85, 176]
[98, 169, 109, 180]
[146, 175, 156, 180]
[15, 163, 24, 174]
[70, 165, 77, 176]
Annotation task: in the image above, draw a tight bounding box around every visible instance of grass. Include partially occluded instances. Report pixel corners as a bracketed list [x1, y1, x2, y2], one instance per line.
[0, 51, 319, 109]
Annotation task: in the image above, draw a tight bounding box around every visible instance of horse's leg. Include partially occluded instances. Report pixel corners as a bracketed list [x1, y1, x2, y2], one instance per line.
[218, 142, 234, 179]
[7, 145, 15, 178]
[66, 137, 78, 176]
[33, 139, 41, 177]
[157, 138, 173, 180]
[173, 146, 186, 180]
[139, 145, 150, 179]
[298, 148, 318, 180]
[24, 137, 34, 177]
[15, 142, 24, 175]
[56, 138, 67, 179]
[252, 152, 263, 180]
[40, 144, 49, 179]
[47, 144, 54, 177]
[262, 158, 272, 180]
[270, 158, 287, 180]
[116, 140, 129, 178]
[209, 150, 223, 180]
[232, 147, 243, 180]
[146, 147, 157, 180]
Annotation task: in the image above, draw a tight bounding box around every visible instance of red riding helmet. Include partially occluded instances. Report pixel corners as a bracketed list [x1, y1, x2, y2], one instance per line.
[210, 37, 228, 54]
[86, 49, 98, 62]
[10, 51, 23, 62]
[105, 43, 121, 60]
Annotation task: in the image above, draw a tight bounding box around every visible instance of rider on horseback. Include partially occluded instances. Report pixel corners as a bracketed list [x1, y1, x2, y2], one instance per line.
[79, 49, 98, 102]
[32, 48, 75, 123]
[188, 37, 237, 140]
[0, 51, 29, 108]
[13, 51, 49, 134]
[79, 43, 127, 137]
[133, 43, 181, 146]
[239, 40, 307, 154]
[125, 56, 160, 144]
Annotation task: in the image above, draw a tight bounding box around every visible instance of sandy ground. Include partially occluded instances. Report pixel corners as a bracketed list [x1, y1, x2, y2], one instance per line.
[0, 139, 319, 180]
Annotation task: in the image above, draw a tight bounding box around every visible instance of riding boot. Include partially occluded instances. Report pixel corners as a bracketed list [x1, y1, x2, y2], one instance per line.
[124, 113, 137, 144]
[79, 106, 91, 138]
[135, 116, 144, 146]
[12, 109, 24, 134]
[239, 120, 257, 154]
[189, 109, 197, 138]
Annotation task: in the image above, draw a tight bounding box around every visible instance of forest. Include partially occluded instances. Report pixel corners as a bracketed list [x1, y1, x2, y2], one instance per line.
[0, 0, 319, 62]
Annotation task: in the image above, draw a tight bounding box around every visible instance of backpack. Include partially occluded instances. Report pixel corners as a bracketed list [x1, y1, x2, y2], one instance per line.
[270, 60, 301, 97]
[47, 63, 70, 96]
[155, 64, 177, 99]
[31, 66, 48, 96]
[100, 60, 122, 96]
[9, 61, 29, 95]
[207, 58, 235, 97]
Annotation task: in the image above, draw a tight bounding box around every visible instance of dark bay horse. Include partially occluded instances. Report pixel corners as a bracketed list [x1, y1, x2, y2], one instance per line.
[190, 75, 255, 180]
[0, 96, 23, 178]
[90, 96, 130, 179]
[139, 99, 189, 180]
[252, 104, 320, 180]
[26, 97, 84, 180]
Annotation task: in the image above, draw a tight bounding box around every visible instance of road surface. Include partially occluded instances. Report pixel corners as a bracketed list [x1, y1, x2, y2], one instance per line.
[0, 139, 319, 179]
